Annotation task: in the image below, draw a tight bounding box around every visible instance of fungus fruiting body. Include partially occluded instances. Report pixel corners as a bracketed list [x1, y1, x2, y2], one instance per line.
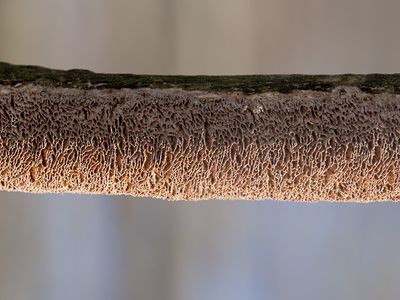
[1, 62, 400, 201]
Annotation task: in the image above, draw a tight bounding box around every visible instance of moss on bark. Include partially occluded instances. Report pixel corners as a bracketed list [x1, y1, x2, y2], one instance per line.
[1, 61, 400, 94]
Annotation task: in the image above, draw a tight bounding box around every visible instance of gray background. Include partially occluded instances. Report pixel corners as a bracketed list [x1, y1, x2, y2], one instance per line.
[1, 0, 400, 299]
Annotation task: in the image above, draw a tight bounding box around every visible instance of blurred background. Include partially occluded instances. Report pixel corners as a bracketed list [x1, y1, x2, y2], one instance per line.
[1, 0, 400, 299]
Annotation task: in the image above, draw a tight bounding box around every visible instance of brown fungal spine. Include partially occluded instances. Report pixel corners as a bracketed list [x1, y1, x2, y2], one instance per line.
[1, 62, 400, 201]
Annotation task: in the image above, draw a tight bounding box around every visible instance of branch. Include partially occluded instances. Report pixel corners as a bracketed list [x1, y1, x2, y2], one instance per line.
[0, 62, 399, 201]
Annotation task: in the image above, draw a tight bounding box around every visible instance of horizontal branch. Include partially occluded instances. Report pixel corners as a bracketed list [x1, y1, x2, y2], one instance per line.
[0, 62, 400, 202]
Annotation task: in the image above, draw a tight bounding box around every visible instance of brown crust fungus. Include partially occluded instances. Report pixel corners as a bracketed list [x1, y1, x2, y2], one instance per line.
[1, 62, 400, 201]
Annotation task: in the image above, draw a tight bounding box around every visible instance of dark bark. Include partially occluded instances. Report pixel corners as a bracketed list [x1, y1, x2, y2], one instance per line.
[1, 61, 400, 94]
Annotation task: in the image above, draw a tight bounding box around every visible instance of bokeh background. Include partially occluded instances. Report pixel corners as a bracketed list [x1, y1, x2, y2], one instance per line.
[1, 0, 400, 299]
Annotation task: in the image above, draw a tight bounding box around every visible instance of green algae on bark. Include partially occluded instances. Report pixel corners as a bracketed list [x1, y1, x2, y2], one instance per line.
[1, 61, 400, 94]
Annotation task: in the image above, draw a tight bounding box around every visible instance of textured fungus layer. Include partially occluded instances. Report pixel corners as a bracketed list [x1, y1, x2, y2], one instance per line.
[1, 81, 400, 201]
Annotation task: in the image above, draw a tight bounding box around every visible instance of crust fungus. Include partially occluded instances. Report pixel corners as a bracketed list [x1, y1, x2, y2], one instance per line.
[1, 62, 400, 201]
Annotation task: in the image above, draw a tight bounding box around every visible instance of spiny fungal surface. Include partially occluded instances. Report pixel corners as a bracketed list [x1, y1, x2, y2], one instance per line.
[0, 84, 400, 201]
